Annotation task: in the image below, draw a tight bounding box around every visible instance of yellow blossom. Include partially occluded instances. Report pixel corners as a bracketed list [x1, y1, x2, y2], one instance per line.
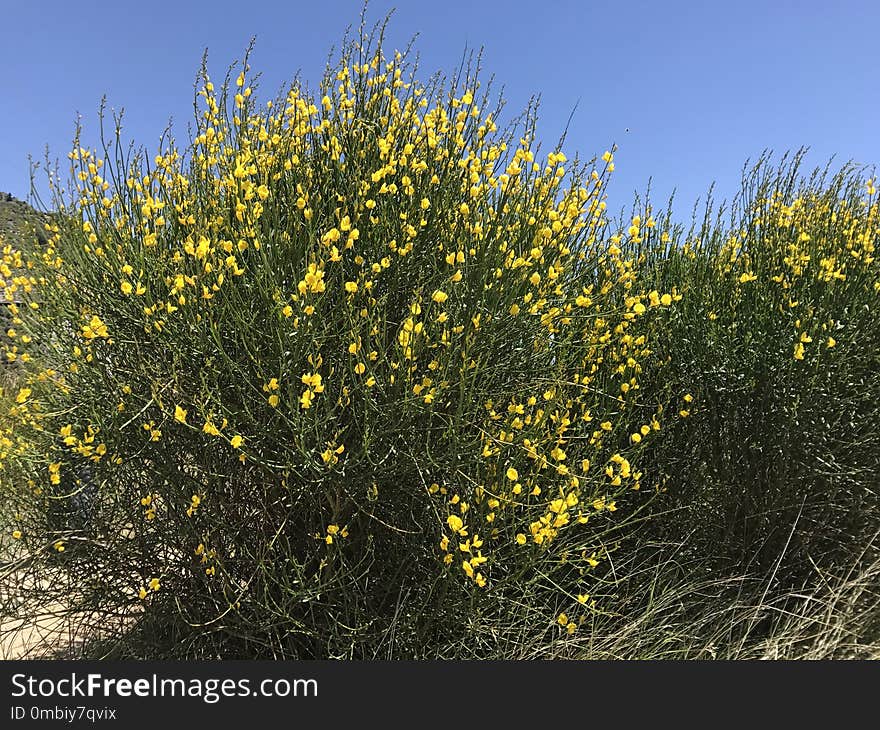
[446, 514, 465, 535]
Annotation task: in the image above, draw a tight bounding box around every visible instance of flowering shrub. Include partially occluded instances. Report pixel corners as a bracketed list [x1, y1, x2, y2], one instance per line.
[0, 26, 679, 657]
[630, 152, 880, 581]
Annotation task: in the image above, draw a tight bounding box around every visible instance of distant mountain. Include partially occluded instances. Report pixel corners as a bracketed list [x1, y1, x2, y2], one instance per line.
[0, 192, 50, 305]
[0, 192, 50, 250]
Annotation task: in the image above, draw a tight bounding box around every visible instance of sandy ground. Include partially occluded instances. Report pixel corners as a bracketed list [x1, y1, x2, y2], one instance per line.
[0, 557, 90, 659]
[1, 599, 76, 659]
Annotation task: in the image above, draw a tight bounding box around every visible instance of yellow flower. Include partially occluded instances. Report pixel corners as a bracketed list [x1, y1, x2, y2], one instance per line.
[344, 281, 358, 293]
[446, 515, 464, 534]
[230, 434, 244, 449]
[505, 467, 519, 481]
[321, 445, 343, 465]
[203, 419, 221, 436]
[148, 578, 161, 591]
[301, 372, 324, 391]
[12, 530, 22, 540]
[431, 289, 448, 303]
[174, 405, 188, 424]
[515, 533, 527, 545]
[827, 336, 836, 348]
[557, 612, 568, 626]
[81, 314, 109, 339]
[268, 394, 280, 407]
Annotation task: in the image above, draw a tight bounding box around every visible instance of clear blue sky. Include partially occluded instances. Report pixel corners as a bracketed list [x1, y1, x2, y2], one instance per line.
[1, 0, 877, 220]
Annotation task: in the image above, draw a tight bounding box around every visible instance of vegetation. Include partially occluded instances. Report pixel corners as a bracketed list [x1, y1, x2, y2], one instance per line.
[1, 18, 877, 659]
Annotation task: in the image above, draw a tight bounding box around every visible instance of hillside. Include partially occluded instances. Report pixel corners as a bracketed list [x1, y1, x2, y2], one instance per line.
[0, 192, 48, 243]
[0, 192, 49, 305]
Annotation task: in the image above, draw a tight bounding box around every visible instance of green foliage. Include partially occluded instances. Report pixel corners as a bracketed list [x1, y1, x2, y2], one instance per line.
[1, 21, 877, 661]
[2, 23, 673, 658]
[633, 151, 880, 584]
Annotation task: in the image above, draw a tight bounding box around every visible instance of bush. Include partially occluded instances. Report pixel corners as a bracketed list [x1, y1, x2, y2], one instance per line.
[1, 23, 678, 658]
[631, 151, 880, 584]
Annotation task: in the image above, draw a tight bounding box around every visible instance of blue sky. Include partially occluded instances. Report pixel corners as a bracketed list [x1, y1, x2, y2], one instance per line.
[1, 0, 877, 220]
